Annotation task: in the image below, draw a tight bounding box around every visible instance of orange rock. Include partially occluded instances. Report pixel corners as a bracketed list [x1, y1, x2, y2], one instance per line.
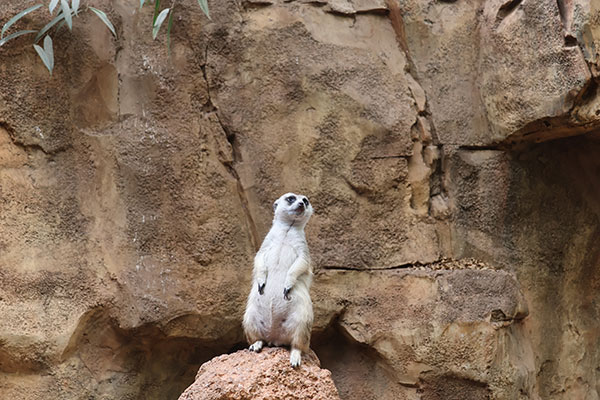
[178, 348, 340, 400]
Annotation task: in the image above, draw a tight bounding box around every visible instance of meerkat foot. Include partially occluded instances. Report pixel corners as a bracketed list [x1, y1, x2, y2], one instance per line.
[249, 340, 264, 352]
[290, 348, 302, 367]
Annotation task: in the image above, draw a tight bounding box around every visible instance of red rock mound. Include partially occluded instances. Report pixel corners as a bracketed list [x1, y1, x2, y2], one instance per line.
[178, 347, 341, 400]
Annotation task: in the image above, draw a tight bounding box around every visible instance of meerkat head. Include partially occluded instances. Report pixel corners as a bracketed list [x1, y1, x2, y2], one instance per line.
[272, 192, 313, 227]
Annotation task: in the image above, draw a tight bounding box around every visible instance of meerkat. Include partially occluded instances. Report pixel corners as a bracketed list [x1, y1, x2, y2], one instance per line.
[243, 192, 314, 367]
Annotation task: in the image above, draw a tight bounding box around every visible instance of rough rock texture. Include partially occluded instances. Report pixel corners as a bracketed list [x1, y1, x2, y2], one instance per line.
[178, 348, 340, 400]
[313, 265, 533, 399]
[0, 0, 599, 399]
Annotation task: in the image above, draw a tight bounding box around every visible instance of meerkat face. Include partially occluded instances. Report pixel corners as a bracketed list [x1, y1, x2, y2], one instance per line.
[273, 192, 313, 225]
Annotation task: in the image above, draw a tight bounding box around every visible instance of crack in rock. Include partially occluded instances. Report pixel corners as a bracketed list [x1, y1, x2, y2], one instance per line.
[202, 46, 260, 252]
[320, 258, 495, 272]
[496, 0, 523, 24]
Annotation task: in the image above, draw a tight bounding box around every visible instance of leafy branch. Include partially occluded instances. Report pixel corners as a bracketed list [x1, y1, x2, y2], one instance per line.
[0, 1, 115, 75]
[147, 0, 210, 52]
[0, 0, 210, 75]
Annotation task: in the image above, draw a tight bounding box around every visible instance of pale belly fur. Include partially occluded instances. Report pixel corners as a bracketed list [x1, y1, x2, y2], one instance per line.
[247, 243, 311, 345]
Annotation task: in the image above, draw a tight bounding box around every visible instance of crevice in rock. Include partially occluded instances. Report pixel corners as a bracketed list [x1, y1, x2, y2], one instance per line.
[490, 308, 527, 324]
[407, 140, 432, 214]
[369, 154, 411, 160]
[241, 0, 275, 10]
[490, 308, 509, 322]
[576, 74, 598, 104]
[496, 0, 523, 23]
[320, 262, 417, 271]
[385, 1, 448, 219]
[303, 0, 328, 6]
[320, 258, 494, 272]
[475, 66, 597, 145]
[458, 144, 506, 151]
[407, 117, 442, 216]
[502, 109, 600, 146]
[200, 45, 216, 114]
[385, 0, 413, 70]
[556, 0, 570, 29]
[221, 130, 260, 252]
[564, 33, 578, 47]
[324, 8, 357, 18]
[354, 7, 389, 16]
[325, 8, 389, 17]
[201, 44, 260, 252]
[428, 146, 445, 210]
[342, 176, 371, 196]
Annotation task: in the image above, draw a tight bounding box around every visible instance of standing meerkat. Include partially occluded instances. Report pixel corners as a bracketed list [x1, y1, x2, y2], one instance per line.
[243, 192, 314, 367]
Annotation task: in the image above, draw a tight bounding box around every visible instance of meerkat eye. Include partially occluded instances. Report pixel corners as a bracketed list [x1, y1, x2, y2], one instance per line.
[302, 198, 309, 207]
[286, 195, 296, 204]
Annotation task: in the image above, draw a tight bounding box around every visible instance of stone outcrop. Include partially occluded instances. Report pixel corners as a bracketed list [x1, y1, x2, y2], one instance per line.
[313, 260, 534, 399]
[178, 348, 340, 400]
[0, 0, 599, 399]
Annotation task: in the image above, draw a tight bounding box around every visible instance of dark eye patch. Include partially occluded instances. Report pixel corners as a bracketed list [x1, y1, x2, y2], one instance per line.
[302, 198, 309, 206]
[286, 195, 296, 204]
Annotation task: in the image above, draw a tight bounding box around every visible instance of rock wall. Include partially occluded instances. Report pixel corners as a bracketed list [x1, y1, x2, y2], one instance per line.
[0, 0, 599, 399]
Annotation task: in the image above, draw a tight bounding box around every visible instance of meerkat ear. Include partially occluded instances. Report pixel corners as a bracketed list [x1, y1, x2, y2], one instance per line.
[273, 201, 278, 212]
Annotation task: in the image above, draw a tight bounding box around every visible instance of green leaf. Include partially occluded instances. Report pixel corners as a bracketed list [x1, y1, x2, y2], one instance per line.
[56, 19, 67, 32]
[35, 11, 65, 43]
[89, 7, 116, 37]
[166, 7, 174, 53]
[0, 29, 36, 47]
[43, 34, 54, 72]
[1, 4, 42, 39]
[196, 0, 210, 19]
[72, 0, 80, 15]
[152, 8, 169, 40]
[33, 40, 53, 75]
[60, 0, 72, 30]
[153, 0, 161, 25]
[49, 0, 59, 14]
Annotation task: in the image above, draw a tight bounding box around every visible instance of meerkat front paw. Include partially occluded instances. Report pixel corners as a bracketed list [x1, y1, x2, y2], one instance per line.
[258, 282, 265, 295]
[290, 348, 302, 367]
[249, 340, 264, 352]
[283, 287, 291, 300]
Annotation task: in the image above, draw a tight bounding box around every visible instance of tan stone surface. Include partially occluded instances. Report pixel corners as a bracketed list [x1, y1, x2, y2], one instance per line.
[207, 0, 441, 269]
[313, 264, 535, 399]
[400, 0, 600, 145]
[178, 348, 340, 400]
[444, 139, 600, 400]
[0, 0, 599, 399]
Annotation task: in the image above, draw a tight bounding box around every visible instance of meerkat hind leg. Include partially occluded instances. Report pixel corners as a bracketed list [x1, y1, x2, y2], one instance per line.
[249, 340, 264, 352]
[290, 347, 302, 367]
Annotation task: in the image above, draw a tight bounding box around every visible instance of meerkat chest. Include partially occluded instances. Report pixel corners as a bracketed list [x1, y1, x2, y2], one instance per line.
[265, 240, 299, 272]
